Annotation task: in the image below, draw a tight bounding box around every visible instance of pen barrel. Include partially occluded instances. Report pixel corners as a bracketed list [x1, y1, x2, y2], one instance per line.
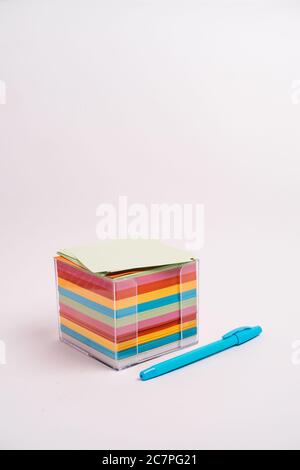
[140, 336, 237, 380]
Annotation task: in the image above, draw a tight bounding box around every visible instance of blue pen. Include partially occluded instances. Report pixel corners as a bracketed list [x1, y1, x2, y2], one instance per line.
[139, 326, 263, 381]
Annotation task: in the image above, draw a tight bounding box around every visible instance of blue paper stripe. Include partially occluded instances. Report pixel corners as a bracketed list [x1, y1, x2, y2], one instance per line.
[61, 324, 116, 359]
[137, 289, 197, 314]
[61, 325, 197, 360]
[58, 287, 197, 319]
[133, 328, 197, 358]
[58, 287, 115, 317]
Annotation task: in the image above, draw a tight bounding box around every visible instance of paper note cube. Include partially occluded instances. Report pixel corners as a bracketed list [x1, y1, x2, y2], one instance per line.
[54, 240, 199, 370]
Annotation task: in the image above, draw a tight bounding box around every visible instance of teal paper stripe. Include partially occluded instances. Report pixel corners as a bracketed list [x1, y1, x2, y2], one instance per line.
[58, 287, 197, 319]
[61, 324, 197, 360]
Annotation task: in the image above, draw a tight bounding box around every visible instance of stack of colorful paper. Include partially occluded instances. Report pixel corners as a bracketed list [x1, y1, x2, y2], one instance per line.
[54, 240, 198, 369]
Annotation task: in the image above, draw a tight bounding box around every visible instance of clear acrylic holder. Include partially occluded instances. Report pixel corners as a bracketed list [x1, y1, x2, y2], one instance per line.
[55, 257, 199, 370]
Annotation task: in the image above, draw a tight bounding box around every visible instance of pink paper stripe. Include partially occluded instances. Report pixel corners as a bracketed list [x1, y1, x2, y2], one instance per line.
[57, 258, 196, 294]
[59, 302, 197, 338]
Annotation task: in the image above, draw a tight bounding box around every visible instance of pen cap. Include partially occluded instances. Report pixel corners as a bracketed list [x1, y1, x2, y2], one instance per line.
[223, 326, 262, 345]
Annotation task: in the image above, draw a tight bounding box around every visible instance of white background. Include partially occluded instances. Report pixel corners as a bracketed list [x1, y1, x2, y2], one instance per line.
[0, 0, 300, 450]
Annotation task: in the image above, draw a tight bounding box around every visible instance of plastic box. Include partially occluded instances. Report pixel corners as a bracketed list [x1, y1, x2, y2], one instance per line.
[54, 242, 199, 370]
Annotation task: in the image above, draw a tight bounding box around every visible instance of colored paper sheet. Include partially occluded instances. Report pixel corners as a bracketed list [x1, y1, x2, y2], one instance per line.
[55, 241, 198, 370]
[58, 239, 195, 274]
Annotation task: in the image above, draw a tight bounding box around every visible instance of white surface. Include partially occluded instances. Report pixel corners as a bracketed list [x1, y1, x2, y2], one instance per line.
[1, 1, 300, 450]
